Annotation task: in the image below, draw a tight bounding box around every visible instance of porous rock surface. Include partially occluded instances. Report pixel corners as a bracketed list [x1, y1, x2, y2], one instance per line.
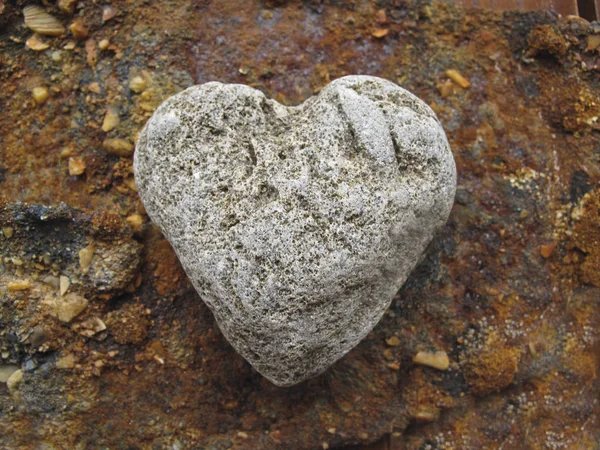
[133, 75, 456, 385]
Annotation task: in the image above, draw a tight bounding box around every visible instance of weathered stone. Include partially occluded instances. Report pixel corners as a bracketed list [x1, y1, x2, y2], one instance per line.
[134, 76, 456, 386]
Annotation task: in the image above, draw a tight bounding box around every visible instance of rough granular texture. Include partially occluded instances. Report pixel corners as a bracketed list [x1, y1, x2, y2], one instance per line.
[134, 76, 456, 385]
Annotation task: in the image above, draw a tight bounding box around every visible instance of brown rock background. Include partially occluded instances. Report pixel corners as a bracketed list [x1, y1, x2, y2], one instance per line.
[0, 1, 599, 449]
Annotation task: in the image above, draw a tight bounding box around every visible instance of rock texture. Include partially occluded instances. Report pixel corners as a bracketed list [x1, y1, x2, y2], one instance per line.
[134, 75, 456, 385]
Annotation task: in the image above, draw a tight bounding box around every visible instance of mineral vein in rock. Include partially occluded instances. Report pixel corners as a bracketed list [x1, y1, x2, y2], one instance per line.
[134, 75, 456, 386]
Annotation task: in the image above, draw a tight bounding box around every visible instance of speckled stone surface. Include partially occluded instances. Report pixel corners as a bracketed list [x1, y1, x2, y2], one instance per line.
[134, 75, 456, 385]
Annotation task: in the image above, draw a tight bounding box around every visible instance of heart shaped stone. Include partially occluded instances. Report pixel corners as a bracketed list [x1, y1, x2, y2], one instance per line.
[134, 75, 456, 386]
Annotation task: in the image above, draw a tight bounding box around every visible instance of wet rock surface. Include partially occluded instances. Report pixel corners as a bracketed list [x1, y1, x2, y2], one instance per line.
[0, 1, 599, 449]
[134, 76, 456, 386]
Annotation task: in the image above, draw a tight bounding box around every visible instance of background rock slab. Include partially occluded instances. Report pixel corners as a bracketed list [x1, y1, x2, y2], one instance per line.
[0, 1, 598, 449]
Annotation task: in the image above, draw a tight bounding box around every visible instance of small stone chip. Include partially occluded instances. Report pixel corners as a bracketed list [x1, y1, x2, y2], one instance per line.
[102, 5, 118, 22]
[68, 156, 86, 176]
[59, 275, 70, 295]
[540, 242, 556, 258]
[386, 335, 401, 346]
[98, 39, 110, 50]
[413, 350, 450, 370]
[445, 69, 470, 89]
[26, 33, 49, 51]
[85, 39, 97, 67]
[103, 138, 134, 157]
[372, 28, 389, 38]
[2, 227, 14, 238]
[32, 86, 49, 104]
[387, 362, 400, 370]
[45, 292, 88, 323]
[415, 408, 440, 422]
[129, 76, 147, 94]
[8, 280, 31, 291]
[69, 18, 88, 40]
[88, 82, 101, 94]
[6, 369, 23, 392]
[79, 244, 95, 269]
[102, 107, 120, 132]
[375, 9, 387, 24]
[126, 214, 144, 232]
[56, 353, 76, 369]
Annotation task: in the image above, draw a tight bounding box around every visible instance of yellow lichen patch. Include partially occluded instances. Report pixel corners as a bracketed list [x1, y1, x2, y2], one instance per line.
[571, 190, 600, 287]
[463, 343, 521, 396]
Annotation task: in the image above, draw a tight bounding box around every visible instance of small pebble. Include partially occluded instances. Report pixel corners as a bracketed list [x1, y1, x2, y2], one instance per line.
[44, 292, 89, 323]
[102, 5, 118, 22]
[68, 156, 86, 176]
[126, 214, 144, 232]
[413, 350, 450, 370]
[375, 9, 387, 24]
[415, 408, 439, 422]
[102, 107, 120, 132]
[386, 336, 401, 346]
[56, 353, 76, 369]
[129, 76, 147, 94]
[8, 280, 31, 291]
[86, 39, 97, 67]
[6, 369, 23, 392]
[88, 82, 101, 94]
[445, 69, 470, 88]
[540, 242, 556, 258]
[99, 38, 110, 50]
[69, 18, 88, 40]
[372, 28, 389, 38]
[25, 33, 49, 51]
[58, 0, 77, 15]
[59, 275, 70, 295]
[2, 227, 14, 238]
[103, 138, 134, 157]
[79, 244, 95, 269]
[32, 86, 49, 104]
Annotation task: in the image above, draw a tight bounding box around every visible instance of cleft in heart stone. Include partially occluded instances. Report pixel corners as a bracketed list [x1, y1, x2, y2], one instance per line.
[133, 75, 456, 386]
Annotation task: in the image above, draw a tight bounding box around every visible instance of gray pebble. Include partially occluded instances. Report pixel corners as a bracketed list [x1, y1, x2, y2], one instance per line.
[134, 75, 456, 386]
